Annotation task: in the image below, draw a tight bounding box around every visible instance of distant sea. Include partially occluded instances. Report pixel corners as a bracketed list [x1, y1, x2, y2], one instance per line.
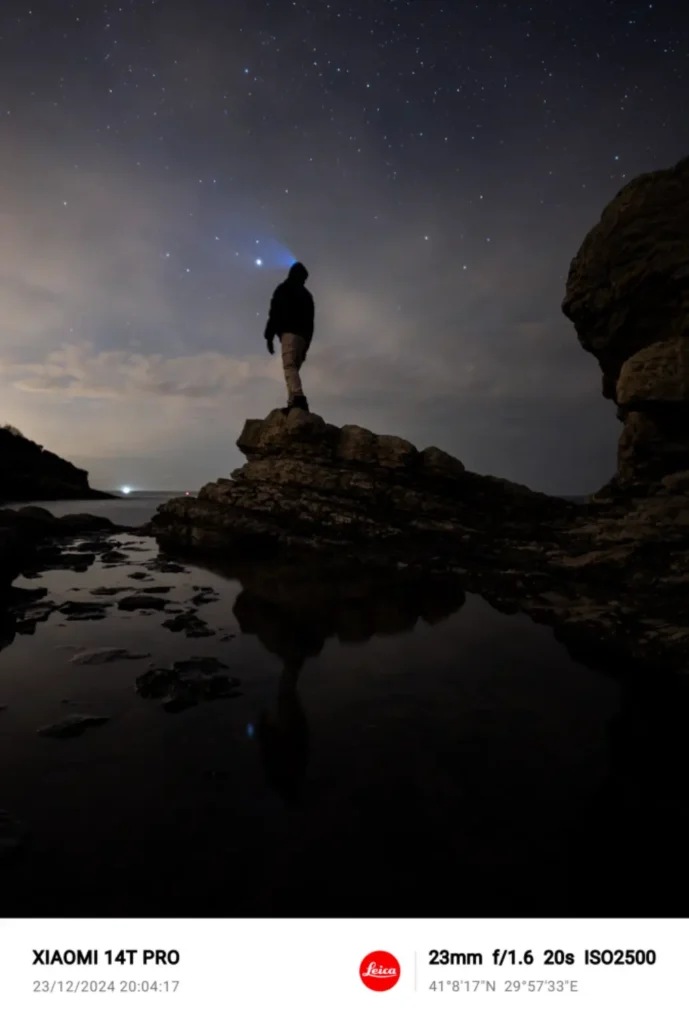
[3, 490, 190, 528]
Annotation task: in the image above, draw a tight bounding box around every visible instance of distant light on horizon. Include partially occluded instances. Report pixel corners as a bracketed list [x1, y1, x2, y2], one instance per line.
[121, 485, 132, 494]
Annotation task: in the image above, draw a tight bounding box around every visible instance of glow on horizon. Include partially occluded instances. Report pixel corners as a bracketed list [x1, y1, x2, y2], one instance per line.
[121, 486, 133, 494]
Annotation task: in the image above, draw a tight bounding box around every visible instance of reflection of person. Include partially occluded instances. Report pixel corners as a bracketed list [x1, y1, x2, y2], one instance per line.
[263, 262, 315, 413]
[231, 570, 466, 806]
[233, 590, 321, 807]
[257, 655, 310, 806]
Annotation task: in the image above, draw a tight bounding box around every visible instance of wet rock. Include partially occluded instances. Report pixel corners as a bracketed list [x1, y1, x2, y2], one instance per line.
[135, 657, 241, 709]
[69, 647, 150, 665]
[128, 571, 153, 580]
[58, 600, 111, 621]
[6, 585, 49, 607]
[73, 539, 119, 554]
[161, 610, 214, 636]
[191, 591, 219, 606]
[144, 560, 189, 574]
[117, 594, 168, 612]
[135, 668, 178, 697]
[101, 550, 129, 564]
[37, 714, 110, 738]
[54, 551, 96, 572]
[15, 601, 56, 634]
[142, 586, 172, 594]
[173, 655, 229, 677]
[0, 704, 7, 711]
[90, 586, 133, 596]
[162, 692, 199, 713]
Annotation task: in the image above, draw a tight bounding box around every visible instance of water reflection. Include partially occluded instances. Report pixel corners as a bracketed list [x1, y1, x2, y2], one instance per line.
[229, 565, 466, 806]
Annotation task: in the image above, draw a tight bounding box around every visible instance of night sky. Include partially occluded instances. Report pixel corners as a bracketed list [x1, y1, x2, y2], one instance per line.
[1, 1, 687, 494]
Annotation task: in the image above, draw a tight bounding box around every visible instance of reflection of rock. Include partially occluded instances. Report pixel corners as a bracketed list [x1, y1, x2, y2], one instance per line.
[135, 657, 242, 712]
[230, 562, 466, 658]
[37, 714, 110, 738]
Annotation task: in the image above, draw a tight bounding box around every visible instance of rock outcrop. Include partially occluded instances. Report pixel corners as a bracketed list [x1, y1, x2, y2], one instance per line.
[152, 155, 689, 680]
[562, 155, 689, 492]
[151, 408, 577, 567]
[0, 426, 112, 503]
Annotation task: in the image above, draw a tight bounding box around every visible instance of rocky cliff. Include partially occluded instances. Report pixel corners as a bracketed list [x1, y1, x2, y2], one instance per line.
[152, 156, 689, 679]
[0, 426, 112, 504]
[562, 155, 689, 493]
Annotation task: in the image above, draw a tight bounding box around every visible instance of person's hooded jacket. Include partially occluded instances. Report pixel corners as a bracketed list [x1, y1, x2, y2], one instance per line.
[264, 262, 315, 347]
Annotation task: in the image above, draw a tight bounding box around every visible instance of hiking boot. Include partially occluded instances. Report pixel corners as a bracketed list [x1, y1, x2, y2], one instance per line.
[290, 395, 310, 412]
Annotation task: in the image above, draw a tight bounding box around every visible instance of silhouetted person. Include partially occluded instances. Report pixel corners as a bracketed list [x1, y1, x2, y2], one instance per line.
[264, 261, 315, 413]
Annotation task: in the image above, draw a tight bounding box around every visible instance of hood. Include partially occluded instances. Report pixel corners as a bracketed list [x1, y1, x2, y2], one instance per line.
[287, 261, 309, 284]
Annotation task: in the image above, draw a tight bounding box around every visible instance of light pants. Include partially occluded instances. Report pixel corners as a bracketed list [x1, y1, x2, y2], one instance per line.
[280, 333, 308, 402]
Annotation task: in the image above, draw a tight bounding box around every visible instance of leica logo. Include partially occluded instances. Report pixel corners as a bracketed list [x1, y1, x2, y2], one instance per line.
[359, 951, 401, 991]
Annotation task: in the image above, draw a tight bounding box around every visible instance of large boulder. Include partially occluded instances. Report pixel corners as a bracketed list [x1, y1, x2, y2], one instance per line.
[562, 155, 689, 490]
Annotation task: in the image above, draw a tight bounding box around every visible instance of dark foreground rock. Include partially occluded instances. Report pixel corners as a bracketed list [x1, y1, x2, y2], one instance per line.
[69, 647, 150, 665]
[135, 657, 242, 712]
[37, 714, 110, 739]
[151, 155, 689, 681]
